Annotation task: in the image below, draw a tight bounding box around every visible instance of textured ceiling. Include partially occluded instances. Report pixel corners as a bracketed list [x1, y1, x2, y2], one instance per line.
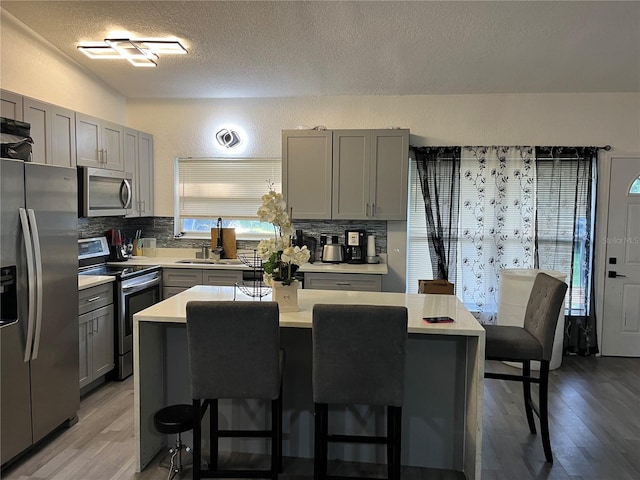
[2, 0, 639, 99]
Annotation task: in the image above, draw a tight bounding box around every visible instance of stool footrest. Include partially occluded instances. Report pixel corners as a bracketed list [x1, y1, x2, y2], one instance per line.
[198, 468, 274, 478]
[217, 429, 273, 438]
[327, 433, 389, 445]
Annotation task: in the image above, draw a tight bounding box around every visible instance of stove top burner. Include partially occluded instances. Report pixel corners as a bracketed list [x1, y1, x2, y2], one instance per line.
[79, 264, 161, 280]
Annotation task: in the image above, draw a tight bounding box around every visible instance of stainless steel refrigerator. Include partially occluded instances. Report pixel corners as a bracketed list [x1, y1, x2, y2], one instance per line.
[1, 158, 79, 466]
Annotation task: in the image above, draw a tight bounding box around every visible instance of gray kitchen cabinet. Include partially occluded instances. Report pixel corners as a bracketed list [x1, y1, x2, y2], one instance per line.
[332, 129, 409, 220]
[51, 105, 77, 167]
[283, 128, 409, 220]
[304, 272, 382, 292]
[125, 128, 154, 217]
[162, 268, 243, 299]
[203, 270, 243, 286]
[79, 283, 114, 390]
[76, 113, 124, 171]
[282, 129, 333, 219]
[1, 89, 23, 120]
[23, 97, 76, 167]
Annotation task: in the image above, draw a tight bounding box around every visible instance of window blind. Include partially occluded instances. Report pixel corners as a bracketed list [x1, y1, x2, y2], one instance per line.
[176, 157, 281, 220]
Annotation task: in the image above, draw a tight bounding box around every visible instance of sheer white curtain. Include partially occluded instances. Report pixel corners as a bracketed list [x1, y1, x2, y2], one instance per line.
[458, 146, 536, 322]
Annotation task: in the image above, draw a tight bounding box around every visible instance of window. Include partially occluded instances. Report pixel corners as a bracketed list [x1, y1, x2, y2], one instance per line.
[630, 176, 640, 194]
[407, 149, 596, 318]
[175, 157, 281, 239]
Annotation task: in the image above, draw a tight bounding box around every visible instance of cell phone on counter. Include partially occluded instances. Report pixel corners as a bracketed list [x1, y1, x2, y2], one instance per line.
[423, 316, 455, 324]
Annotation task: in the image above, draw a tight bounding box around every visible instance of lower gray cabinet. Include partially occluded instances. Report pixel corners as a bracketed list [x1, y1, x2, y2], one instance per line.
[79, 284, 114, 389]
[304, 273, 382, 292]
[162, 268, 244, 299]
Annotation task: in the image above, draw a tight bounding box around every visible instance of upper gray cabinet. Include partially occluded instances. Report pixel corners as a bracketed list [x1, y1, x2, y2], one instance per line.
[76, 113, 124, 171]
[1, 89, 23, 121]
[23, 97, 76, 167]
[125, 128, 154, 217]
[282, 129, 333, 219]
[282, 128, 409, 221]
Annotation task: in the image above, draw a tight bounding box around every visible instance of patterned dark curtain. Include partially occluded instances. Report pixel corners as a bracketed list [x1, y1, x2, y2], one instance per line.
[411, 146, 461, 280]
[535, 147, 599, 355]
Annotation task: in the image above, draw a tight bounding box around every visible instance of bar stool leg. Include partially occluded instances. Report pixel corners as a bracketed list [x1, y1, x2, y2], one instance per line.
[314, 403, 328, 480]
[193, 400, 202, 480]
[210, 399, 218, 470]
[522, 360, 537, 434]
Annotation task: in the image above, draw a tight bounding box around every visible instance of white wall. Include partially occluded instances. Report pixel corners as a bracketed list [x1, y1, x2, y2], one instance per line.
[127, 94, 640, 217]
[0, 12, 127, 124]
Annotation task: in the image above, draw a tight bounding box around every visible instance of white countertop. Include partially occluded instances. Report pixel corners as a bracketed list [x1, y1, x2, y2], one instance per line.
[134, 285, 484, 337]
[78, 275, 115, 290]
[113, 255, 388, 275]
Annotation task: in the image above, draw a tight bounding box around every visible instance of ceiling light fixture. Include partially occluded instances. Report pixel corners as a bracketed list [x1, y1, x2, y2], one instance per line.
[77, 38, 187, 67]
[216, 129, 241, 148]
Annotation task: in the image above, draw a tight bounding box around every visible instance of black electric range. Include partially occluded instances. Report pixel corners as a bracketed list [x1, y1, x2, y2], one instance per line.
[79, 263, 161, 279]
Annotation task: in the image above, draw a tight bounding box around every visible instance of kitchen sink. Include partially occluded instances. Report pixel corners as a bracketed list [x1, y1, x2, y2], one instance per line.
[175, 258, 242, 265]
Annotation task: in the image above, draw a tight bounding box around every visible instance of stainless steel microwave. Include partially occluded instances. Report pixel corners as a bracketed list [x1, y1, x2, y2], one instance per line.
[78, 167, 132, 217]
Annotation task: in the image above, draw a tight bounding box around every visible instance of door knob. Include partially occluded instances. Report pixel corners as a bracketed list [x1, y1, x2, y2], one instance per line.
[608, 271, 627, 278]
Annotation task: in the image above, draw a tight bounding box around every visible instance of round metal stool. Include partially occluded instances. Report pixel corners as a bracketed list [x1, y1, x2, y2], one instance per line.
[153, 404, 193, 479]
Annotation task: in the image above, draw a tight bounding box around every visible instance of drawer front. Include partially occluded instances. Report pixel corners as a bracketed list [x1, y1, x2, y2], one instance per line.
[163, 286, 189, 299]
[162, 268, 203, 287]
[79, 283, 113, 315]
[304, 273, 382, 292]
[203, 270, 243, 286]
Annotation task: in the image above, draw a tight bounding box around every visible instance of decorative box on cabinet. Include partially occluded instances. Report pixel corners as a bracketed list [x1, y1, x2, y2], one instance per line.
[79, 282, 114, 391]
[76, 113, 124, 171]
[125, 128, 154, 217]
[304, 272, 382, 292]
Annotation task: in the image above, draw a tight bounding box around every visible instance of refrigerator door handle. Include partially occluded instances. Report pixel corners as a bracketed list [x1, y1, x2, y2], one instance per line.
[27, 209, 44, 360]
[19, 208, 36, 363]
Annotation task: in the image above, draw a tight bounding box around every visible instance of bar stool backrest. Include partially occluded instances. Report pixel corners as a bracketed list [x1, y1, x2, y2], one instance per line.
[522, 273, 568, 362]
[312, 304, 408, 407]
[186, 300, 280, 400]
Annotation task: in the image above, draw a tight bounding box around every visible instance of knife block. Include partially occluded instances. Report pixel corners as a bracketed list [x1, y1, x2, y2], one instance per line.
[210, 228, 237, 259]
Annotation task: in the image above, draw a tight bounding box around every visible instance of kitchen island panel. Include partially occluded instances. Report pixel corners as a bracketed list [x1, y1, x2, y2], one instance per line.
[134, 287, 484, 479]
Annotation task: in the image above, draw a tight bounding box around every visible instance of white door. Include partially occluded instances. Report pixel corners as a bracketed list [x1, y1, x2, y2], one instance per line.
[602, 156, 640, 356]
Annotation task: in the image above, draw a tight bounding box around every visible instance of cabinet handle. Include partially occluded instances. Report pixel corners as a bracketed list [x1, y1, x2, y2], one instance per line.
[86, 296, 102, 302]
[104, 149, 108, 164]
[335, 282, 351, 286]
[372, 203, 376, 216]
[93, 318, 98, 334]
[366, 203, 370, 216]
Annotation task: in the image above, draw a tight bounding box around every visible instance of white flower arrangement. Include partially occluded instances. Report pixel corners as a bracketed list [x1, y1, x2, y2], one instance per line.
[257, 186, 310, 286]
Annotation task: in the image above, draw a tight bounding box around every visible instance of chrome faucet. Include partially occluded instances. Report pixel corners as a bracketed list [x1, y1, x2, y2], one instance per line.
[213, 217, 224, 259]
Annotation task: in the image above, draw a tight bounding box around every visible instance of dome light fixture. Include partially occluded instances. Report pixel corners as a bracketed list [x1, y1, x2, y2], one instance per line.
[216, 129, 241, 148]
[78, 38, 187, 67]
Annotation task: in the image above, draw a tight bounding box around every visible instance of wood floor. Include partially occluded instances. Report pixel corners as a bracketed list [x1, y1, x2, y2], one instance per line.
[2, 356, 638, 480]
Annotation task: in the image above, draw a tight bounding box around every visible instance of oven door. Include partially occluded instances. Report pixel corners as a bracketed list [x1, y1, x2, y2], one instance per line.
[117, 271, 161, 379]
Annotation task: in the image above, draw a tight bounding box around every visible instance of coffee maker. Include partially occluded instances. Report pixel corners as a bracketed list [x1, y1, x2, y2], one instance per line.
[344, 229, 366, 264]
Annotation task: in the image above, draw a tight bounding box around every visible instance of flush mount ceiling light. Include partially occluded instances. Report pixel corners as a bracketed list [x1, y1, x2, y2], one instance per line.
[77, 38, 187, 67]
[216, 129, 241, 148]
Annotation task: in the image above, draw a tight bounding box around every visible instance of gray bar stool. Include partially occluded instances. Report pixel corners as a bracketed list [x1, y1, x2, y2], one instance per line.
[312, 304, 408, 480]
[186, 300, 283, 480]
[483, 272, 568, 462]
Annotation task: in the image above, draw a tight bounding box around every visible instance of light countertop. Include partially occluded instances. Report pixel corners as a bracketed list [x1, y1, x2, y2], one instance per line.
[112, 255, 388, 275]
[78, 275, 115, 290]
[134, 285, 483, 337]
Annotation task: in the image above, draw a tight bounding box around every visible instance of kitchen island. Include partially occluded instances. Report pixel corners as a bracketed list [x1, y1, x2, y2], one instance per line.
[134, 287, 485, 479]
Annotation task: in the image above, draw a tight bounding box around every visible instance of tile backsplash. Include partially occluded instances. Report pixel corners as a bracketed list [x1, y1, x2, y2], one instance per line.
[78, 217, 388, 254]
